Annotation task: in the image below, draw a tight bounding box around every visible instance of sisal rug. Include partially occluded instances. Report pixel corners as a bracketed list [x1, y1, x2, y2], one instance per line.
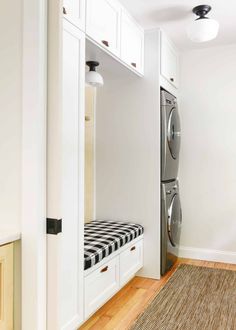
[131, 264, 236, 330]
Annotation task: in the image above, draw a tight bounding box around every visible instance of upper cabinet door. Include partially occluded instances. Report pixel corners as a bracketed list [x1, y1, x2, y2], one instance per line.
[86, 0, 121, 57]
[160, 33, 179, 88]
[121, 10, 144, 75]
[63, 0, 85, 31]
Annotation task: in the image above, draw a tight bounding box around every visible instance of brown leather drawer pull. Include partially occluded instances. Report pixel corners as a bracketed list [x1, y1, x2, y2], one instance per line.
[130, 246, 136, 251]
[100, 266, 108, 273]
[102, 40, 109, 47]
[131, 62, 137, 68]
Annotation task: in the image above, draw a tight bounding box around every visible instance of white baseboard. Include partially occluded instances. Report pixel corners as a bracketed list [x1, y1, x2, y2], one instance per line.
[177, 245, 236, 264]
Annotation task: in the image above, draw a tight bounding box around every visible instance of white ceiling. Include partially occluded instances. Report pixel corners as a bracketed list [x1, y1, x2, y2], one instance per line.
[119, 0, 236, 50]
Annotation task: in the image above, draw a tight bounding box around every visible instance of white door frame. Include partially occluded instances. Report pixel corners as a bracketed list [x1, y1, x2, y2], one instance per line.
[22, 0, 47, 329]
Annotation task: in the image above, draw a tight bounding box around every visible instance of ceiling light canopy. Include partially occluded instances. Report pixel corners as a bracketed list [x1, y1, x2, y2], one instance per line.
[187, 5, 219, 43]
[85, 61, 104, 87]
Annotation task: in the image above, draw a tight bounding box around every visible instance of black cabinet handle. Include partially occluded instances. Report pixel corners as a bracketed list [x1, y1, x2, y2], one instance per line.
[63, 7, 67, 15]
[130, 246, 136, 251]
[170, 78, 174, 82]
[100, 266, 108, 273]
[101, 40, 109, 47]
[131, 62, 137, 68]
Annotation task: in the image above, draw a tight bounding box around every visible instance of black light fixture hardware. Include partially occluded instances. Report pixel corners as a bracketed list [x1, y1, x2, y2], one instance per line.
[192, 5, 211, 19]
[86, 61, 100, 72]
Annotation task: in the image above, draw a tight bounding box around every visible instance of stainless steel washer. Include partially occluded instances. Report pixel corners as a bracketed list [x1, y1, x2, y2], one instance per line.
[161, 90, 181, 182]
[161, 180, 182, 275]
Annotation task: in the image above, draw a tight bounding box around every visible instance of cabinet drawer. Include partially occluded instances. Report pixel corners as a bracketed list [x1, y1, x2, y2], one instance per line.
[121, 10, 144, 75]
[86, 0, 121, 57]
[120, 239, 143, 287]
[160, 33, 179, 88]
[84, 256, 119, 318]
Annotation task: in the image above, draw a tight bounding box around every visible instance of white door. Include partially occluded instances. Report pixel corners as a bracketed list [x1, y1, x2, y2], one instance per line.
[47, 19, 85, 330]
[121, 10, 144, 74]
[86, 0, 121, 56]
[63, 0, 85, 31]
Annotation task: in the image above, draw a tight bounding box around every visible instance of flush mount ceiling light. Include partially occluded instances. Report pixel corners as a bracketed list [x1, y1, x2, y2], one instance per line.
[85, 61, 104, 87]
[187, 5, 219, 42]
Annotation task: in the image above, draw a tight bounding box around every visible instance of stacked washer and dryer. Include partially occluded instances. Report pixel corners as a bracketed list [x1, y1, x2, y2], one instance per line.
[161, 89, 182, 275]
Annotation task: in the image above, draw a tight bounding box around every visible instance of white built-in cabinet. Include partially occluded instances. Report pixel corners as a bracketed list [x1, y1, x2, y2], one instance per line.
[60, 19, 85, 329]
[121, 10, 144, 74]
[86, 0, 121, 57]
[160, 32, 179, 89]
[63, 0, 85, 31]
[47, 1, 85, 327]
[86, 0, 144, 75]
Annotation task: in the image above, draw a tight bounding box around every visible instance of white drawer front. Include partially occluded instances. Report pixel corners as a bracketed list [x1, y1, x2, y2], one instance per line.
[84, 256, 119, 319]
[120, 239, 143, 287]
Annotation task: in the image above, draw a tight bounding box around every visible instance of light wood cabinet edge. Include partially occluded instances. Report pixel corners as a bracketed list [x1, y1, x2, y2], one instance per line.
[0, 243, 14, 329]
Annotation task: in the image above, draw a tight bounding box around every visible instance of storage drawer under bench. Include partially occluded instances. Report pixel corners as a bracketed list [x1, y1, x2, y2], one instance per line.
[119, 239, 143, 286]
[84, 256, 120, 319]
[84, 237, 143, 319]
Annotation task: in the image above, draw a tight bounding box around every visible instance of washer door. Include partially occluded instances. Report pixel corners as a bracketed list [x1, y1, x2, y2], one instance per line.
[167, 108, 181, 159]
[167, 193, 182, 247]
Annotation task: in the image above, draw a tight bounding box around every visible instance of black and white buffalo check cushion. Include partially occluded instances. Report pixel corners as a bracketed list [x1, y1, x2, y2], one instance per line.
[84, 220, 144, 270]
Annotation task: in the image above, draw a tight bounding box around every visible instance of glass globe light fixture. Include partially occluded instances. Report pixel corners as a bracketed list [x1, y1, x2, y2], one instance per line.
[85, 61, 104, 87]
[187, 5, 219, 42]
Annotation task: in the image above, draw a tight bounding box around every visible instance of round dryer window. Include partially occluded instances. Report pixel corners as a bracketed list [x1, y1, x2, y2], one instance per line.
[167, 193, 182, 247]
[167, 108, 181, 159]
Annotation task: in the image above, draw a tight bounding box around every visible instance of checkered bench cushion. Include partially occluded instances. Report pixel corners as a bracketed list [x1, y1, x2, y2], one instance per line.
[84, 220, 144, 270]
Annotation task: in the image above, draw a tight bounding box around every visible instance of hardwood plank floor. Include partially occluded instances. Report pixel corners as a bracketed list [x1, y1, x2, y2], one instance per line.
[79, 259, 236, 330]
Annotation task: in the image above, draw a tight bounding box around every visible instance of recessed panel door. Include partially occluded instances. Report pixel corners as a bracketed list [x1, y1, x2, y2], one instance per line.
[47, 20, 85, 330]
[86, 0, 121, 57]
[63, 0, 85, 31]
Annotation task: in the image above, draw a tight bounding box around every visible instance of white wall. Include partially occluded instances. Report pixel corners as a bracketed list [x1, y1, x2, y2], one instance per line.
[179, 44, 236, 263]
[95, 30, 161, 279]
[0, 0, 22, 230]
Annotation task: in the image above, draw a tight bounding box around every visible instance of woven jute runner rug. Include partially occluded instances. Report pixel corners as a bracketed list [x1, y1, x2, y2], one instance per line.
[131, 264, 236, 330]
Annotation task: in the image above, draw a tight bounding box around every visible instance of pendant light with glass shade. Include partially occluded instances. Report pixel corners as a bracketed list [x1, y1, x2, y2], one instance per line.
[85, 61, 104, 87]
[187, 5, 219, 42]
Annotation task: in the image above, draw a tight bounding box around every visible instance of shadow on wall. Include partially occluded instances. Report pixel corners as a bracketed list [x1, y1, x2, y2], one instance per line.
[146, 6, 191, 23]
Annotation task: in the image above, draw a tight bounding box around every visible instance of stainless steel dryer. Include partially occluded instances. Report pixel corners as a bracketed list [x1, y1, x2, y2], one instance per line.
[161, 180, 182, 275]
[161, 90, 181, 182]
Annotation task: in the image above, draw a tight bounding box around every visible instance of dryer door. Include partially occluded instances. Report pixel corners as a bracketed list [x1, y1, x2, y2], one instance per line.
[167, 193, 182, 247]
[167, 107, 181, 159]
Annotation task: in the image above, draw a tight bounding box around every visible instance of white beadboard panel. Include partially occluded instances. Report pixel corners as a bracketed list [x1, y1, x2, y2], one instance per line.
[95, 30, 161, 279]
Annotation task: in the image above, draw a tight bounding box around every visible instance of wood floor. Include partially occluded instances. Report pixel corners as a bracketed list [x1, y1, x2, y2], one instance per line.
[79, 259, 236, 330]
